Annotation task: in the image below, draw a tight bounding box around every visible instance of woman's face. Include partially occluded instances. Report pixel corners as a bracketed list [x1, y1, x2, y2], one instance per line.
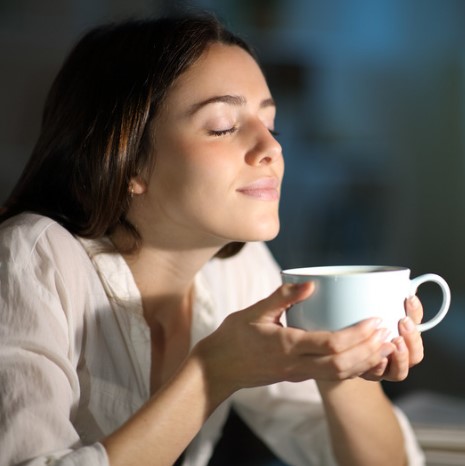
[133, 43, 284, 249]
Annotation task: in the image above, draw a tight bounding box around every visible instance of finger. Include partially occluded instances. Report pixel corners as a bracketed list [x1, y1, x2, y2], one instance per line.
[404, 295, 423, 324]
[382, 337, 410, 381]
[250, 282, 315, 323]
[294, 318, 384, 356]
[360, 358, 389, 381]
[399, 317, 424, 366]
[306, 331, 394, 380]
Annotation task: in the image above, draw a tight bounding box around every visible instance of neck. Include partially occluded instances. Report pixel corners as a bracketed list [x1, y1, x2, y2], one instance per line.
[111, 227, 220, 328]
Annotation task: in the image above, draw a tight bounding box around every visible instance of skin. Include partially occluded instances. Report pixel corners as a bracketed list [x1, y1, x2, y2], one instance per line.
[105, 43, 424, 466]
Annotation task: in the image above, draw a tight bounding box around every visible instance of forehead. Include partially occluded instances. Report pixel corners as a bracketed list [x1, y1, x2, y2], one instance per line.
[164, 43, 270, 106]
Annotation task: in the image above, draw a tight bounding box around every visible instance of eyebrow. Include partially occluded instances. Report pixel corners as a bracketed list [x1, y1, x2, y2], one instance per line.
[186, 94, 275, 116]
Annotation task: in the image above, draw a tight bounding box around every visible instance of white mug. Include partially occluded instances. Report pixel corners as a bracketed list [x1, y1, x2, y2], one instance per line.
[281, 265, 451, 338]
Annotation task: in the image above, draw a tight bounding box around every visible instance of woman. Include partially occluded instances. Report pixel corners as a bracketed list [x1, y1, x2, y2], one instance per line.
[0, 13, 424, 466]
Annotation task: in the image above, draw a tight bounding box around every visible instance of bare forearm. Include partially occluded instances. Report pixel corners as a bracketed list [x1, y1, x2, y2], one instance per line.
[102, 348, 230, 466]
[317, 379, 407, 466]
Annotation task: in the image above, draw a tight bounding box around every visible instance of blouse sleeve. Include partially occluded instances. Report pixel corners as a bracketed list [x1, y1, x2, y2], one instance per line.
[0, 217, 109, 466]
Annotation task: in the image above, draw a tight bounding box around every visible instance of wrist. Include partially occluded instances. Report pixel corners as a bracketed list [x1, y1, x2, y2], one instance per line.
[316, 378, 385, 409]
[316, 377, 369, 400]
[190, 337, 237, 406]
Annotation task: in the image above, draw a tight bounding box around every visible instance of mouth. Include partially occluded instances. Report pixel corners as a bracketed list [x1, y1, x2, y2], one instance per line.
[236, 177, 280, 201]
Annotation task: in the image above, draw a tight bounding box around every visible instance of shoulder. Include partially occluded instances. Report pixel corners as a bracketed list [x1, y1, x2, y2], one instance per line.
[0, 213, 102, 361]
[0, 213, 81, 267]
[0, 213, 97, 302]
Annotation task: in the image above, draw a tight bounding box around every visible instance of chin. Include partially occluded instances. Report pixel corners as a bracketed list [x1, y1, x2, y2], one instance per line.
[239, 221, 280, 242]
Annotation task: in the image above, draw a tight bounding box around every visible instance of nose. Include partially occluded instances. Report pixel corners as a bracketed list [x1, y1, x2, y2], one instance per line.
[244, 121, 282, 166]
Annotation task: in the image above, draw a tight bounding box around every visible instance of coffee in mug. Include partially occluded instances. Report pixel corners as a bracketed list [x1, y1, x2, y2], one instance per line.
[281, 265, 450, 338]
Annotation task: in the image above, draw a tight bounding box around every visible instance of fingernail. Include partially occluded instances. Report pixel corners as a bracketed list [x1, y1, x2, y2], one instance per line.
[367, 317, 383, 328]
[401, 317, 415, 333]
[285, 282, 309, 297]
[375, 328, 390, 342]
[292, 282, 309, 292]
[394, 337, 407, 352]
[408, 295, 421, 308]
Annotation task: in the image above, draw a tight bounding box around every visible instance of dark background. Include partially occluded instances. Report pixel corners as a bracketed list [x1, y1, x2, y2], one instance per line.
[1, 0, 464, 462]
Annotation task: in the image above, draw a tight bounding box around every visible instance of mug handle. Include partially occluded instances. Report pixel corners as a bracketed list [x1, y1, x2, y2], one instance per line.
[409, 273, 451, 332]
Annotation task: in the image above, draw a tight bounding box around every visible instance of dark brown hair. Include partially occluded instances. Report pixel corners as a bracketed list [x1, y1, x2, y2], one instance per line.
[0, 13, 254, 257]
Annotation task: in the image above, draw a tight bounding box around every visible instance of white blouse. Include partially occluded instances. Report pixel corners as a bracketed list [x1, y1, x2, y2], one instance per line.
[0, 213, 424, 466]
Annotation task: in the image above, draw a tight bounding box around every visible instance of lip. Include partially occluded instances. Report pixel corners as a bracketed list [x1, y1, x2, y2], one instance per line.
[236, 177, 280, 201]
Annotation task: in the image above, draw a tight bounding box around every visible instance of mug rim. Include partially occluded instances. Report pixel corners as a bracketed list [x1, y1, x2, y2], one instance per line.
[281, 265, 409, 277]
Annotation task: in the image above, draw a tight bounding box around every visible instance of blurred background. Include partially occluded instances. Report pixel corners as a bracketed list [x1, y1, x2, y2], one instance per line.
[1, 0, 464, 462]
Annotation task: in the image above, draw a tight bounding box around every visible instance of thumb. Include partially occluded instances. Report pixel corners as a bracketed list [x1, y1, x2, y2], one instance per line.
[251, 282, 314, 323]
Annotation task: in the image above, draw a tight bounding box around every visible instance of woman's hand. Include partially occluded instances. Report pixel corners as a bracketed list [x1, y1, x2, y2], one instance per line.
[194, 283, 395, 396]
[360, 295, 425, 382]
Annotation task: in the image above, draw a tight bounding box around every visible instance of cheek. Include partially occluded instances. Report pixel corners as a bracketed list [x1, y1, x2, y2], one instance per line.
[152, 142, 233, 201]
[176, 138, 235, 183]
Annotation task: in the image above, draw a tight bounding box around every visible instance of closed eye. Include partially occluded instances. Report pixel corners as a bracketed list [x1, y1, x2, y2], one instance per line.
[208, 127, 279, 137]
[208, 127, 238, 137]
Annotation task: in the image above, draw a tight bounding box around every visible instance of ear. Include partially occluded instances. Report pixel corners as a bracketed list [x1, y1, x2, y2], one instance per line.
[129, 176, 147, 195]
